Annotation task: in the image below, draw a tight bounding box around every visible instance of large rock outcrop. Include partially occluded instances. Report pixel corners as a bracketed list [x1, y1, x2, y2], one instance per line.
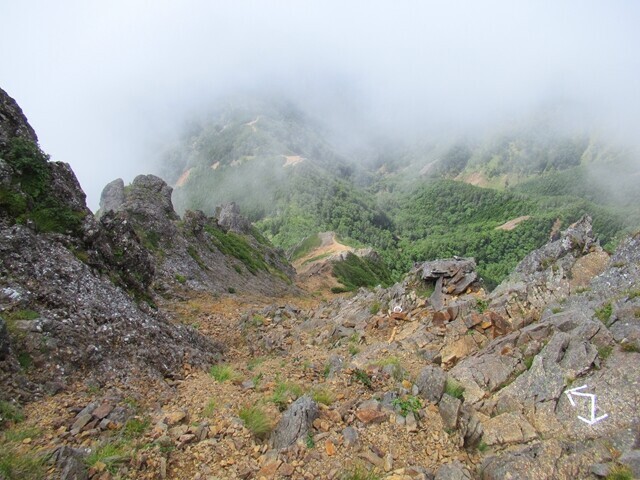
[489, 215, 608, 328]
[0, 88, 224, 402]
[97, 174, 295, 296]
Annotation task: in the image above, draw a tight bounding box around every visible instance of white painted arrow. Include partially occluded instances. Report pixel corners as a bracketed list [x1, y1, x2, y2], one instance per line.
[564, 384, 608, 425]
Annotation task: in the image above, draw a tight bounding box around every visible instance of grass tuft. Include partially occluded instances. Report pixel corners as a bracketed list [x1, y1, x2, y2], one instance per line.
[606, 465, 633, 480]
[340, 464, 382, 480]
[621, 342, 639, 353]
[598, 345, 614, 360]
[122, 417, 149, 439]
[203, 398, 217, 418]
[310, 387, 335, 406]
[209, 364, 240, 383]
[352, 369, 373, 389]
[445, 379, 465, 400]
[0, 401, 24, 427]
[595, 302, 613, 325]
[271, 380, 304, 411]
[238, 405, 271, 438]
[85, 440, 129, 473]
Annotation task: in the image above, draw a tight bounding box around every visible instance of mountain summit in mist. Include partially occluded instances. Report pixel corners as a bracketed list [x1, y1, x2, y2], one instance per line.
[157, 95, 640, 289]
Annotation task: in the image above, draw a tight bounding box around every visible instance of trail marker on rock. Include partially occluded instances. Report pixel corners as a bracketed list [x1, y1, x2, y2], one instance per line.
[564, 385, 608, 425]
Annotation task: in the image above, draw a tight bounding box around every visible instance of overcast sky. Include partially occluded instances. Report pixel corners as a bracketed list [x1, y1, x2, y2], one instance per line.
[1, 1, 639, 210]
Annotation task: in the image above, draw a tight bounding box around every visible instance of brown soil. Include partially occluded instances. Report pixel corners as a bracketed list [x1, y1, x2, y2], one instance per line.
[174, 168, 192, 188]
[495, 216, 531, 231]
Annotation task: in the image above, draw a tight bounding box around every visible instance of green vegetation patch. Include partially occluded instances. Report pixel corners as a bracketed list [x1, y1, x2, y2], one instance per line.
[202, 398, 217, 418]
[85, 440, 129, 474]
[332, 253, 393, 291]
[352, 368, 373, 389]
[310, 387, 335, 406]
[392, 395, 422, 417]
[0, 426, 45, 480]
[340, 465, 382, 480]
[1, 137, 86, 235]
[205, 225, 269, 274]
[606, 465, 633, 480]
[292, 233, 322, 261]
[595, 302, 613, 325]
[209, 364, 240, 382]
[271, 380, 304, 411]
[445, 379, 465, 399]
[0, 401, 24, 427]
[238, 405, 272, 438]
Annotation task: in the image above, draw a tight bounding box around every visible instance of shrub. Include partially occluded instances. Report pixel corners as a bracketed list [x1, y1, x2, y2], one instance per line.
[476, 299, 489, 313]
[175, 274, 186, 284]
[369, 301, 381, 315]
[238, 405, 271, 438]
[331, 286, 350, 294]
[332, 253, 393, 291]
[0, 138, 87, 236]
[205, 226, 269, 274]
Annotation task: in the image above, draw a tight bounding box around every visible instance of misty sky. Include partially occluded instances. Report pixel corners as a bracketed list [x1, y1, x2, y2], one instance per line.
[1, 1, 639, 210]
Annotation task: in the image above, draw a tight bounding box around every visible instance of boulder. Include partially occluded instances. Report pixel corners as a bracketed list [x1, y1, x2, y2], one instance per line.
[97, 178, 125, 215]
[216, 202, 252, 234]
[415, 365, 447, 404]
[270, 396, 318, 450]
[435, 460, 472, 480]
[439, 393, 461, 430]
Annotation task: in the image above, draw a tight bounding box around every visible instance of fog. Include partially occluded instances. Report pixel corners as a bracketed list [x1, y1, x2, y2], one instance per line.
[1, 1, 638, 210]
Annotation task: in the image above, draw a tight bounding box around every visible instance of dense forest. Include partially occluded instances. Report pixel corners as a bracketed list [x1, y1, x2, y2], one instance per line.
[158, 100, 639, 290]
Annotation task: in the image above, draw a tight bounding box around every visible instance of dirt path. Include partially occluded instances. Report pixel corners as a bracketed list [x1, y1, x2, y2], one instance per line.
[293, 232, 352, 275]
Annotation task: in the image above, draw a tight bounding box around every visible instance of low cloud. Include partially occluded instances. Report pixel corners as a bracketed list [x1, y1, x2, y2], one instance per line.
[1, 1, 638, 209]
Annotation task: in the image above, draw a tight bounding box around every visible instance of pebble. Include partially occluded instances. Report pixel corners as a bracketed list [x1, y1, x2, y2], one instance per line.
[359, 449, 385, 468]
[325, 440, 336, 456]
[342, 426, 359, 448]
[384, 452, 394, 472]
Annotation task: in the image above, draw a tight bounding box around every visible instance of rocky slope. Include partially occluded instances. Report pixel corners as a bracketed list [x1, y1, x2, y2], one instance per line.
[0, 86, 294, 405]
[1, 87, 639, 480]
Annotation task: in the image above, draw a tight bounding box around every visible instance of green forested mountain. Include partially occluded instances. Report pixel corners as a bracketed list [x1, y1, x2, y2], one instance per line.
[158, 97, 639, 289]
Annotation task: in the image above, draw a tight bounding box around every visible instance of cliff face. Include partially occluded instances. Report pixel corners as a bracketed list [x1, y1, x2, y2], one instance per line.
[0, 88, 228, 402]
